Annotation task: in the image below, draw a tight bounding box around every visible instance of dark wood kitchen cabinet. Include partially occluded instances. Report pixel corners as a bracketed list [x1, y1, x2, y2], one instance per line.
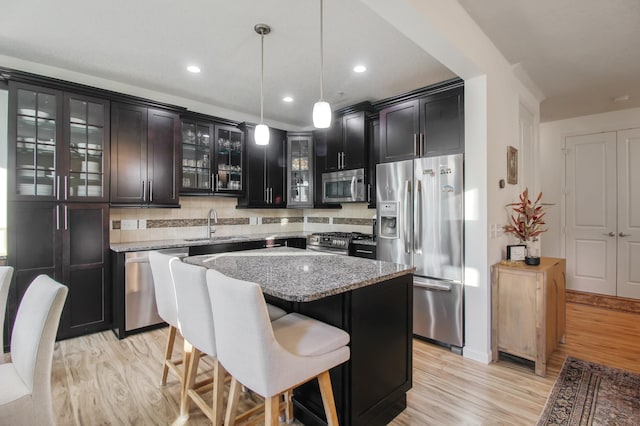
[368, 117, 380, 208]
[110, 102, 180, 206]
[8, 82, 110, 202]
[180, 117, 213, 194]
[316, 104, 370, 173]
[379, 83, 464, 163]
[237, 125, 286, 207]
[5, 202, 110, 345]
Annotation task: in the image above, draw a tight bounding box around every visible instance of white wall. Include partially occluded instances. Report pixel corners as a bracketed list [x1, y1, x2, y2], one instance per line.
[540, 107, 640, 258]
[362, 0, 542, 362]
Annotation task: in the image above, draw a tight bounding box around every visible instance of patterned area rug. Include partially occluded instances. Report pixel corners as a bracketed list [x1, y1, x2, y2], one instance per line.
[537, 356, 640, 425]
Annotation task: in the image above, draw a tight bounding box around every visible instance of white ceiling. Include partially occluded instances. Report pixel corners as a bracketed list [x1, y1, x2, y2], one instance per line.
[458, 0, 640, 122]
[0, 1, 638, 126]
[0, 0, 454, 129]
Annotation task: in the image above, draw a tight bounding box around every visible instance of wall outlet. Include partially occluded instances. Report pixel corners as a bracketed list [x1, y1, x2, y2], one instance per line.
[250, 217, 258, 225]
[138, 219, 147, 229]
[121, 219, 138, 230]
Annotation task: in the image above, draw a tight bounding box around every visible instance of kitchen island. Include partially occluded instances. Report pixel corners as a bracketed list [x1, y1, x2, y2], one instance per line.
[185, 247, 415, 426]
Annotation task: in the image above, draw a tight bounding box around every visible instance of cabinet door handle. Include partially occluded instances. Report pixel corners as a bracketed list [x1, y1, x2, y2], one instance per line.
[64, 176, 68, 200]
[149, 180, 153, 202]
[413, 134, 418, 157]
[56, 205, 60, 231]
[603, 232, 615, 237]
[420, 133, 425, 157]
[141, 181, 146, 202]
[215, 174, 219, 191]
[270, 187, 273, 204]
[356, 249, 374, 254]
[64, 205, 68, 230]
[211, 174, 215, 191]
[619, 232, 631, 237]
[265, 188, 269, 203]
[367, 183, 371, 203]
[56, 176, 61, 200]
[337, 152, 341, 170]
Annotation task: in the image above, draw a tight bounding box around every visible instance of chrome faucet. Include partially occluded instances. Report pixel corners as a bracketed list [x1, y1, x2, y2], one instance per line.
[207, 208, 218, 238]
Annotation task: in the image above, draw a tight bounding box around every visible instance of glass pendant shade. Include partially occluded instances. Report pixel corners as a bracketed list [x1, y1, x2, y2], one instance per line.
[255, 123, 270, 145]
[313, 100, 331, 128]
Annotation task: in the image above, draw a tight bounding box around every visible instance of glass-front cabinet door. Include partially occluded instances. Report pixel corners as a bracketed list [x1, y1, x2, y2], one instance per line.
[181, 119, 213, 194]
[10, 83, 62, 200]
[65, 94, 109, 201]
[213, 124, 244, 195]
[9, 82, 109, 202]
[287, 132, 314, 208]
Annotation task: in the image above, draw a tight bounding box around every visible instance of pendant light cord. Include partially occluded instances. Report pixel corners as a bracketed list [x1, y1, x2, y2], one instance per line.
[260, 31, 265, 123]
[319, 0, 324, 101]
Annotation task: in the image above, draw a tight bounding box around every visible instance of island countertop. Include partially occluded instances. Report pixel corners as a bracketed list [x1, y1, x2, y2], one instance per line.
[183, 247, 414, 302]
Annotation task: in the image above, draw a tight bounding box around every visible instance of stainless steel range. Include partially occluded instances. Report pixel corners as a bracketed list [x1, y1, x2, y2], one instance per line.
[306, 232, 371, 256]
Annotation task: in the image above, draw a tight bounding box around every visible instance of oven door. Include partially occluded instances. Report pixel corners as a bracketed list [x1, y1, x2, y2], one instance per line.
[322, 169, 365, 203]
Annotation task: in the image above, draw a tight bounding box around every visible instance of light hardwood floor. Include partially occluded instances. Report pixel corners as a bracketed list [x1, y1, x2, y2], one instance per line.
[49, 303, 640, 425]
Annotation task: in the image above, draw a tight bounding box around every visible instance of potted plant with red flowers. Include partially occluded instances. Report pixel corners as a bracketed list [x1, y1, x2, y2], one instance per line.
[503, 188, 552, 265]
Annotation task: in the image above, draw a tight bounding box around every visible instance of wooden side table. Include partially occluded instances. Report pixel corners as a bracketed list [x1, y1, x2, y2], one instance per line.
[491, 257, 566, 376]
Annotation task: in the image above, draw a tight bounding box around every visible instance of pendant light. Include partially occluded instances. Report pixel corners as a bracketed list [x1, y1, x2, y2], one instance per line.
[254, 24, 270, 145]
[313, 0, 331, 128]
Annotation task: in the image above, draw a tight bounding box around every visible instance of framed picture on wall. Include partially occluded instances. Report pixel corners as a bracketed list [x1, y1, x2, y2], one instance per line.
[507, 146, 518, 185]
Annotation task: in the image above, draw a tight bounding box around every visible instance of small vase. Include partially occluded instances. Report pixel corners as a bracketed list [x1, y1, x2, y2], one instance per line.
[524, 240, 541, 265]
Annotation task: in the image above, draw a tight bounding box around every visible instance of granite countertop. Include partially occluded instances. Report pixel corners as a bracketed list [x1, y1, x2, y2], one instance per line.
[183, 247, 414, 302]
[110, 231, 310, 252]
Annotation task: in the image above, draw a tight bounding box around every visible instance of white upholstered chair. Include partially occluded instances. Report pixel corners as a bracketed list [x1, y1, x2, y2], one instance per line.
[0, 266, 14, 364]
[206, 269, 350, 426]
[169, 259, 225, 424]
[0, 274, 68, 426]
[148, 251, 189, 386]
[170, 260, 287, 424]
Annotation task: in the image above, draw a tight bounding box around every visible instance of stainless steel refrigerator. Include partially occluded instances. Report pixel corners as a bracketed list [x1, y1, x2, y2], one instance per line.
[376, 153, 464, 353]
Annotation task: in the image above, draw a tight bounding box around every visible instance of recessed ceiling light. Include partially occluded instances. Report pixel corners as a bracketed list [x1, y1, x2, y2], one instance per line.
[353, 65, 367, 73]
[283, 96, 294, 103]
[187, 65, 201, 73]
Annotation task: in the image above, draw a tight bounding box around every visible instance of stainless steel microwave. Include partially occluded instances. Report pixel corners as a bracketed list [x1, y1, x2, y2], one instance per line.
[322, 168, 366, 203]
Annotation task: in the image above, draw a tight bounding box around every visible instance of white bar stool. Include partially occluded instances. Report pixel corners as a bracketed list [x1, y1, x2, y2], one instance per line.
[206, 269, 350, 426]
[0, 266, 14, 364]
[171, 260, 288, 424]
[148, 251, 189, 386]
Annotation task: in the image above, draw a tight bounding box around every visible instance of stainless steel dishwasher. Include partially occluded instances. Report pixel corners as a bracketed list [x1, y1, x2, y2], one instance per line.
[124, 248, 188, 331]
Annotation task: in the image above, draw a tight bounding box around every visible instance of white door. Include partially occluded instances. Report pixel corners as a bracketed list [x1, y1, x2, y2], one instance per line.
[616, 128, 640, 298]
[565, 132, 617, 295]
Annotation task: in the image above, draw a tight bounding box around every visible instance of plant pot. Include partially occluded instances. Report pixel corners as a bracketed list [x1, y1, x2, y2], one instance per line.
[525, 256, 540, 266]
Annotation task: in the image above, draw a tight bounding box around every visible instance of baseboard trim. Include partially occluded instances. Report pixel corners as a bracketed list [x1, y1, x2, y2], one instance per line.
[567, 290, 640, 314]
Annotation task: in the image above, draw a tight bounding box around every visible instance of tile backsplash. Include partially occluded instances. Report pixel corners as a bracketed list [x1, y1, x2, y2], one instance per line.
[110, 197, 376, 243]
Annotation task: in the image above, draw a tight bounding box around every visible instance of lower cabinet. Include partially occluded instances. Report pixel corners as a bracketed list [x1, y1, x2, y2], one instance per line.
[350, 242, 377, 259]
[5, 202, 109, 346]
[491, 257, 566, 376]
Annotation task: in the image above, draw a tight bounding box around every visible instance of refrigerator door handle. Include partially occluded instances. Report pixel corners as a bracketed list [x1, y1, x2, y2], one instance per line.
[404, 179, 411, 253]
[414, 179, 422, 253]
[414, 278, 452, 292]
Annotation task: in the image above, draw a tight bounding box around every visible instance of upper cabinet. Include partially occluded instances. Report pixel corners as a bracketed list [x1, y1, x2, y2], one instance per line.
[212, 124, 245, 196]
[287, 132, 314, 208]
[110, 102, 180, 206]
[179, 117, 246, 196]
[368, 117, 380, 208]
[379, 85, 464, 163]
[8, 82, 110, 202]
[315, 103, 372, 174]
[180, 117, 213, 194]
[237, 125, 286, 208]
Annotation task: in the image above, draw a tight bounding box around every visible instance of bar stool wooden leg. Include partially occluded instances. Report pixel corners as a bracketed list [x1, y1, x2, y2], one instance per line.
[284, 390, 294, 423]
[318, 371, 339, 426]
[212, 359, 226, 426]
[265, 395, 280, 426]
[225, 377, 242, 426]
[161, 325, 178, 385]
[181, 347, 200, 416]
